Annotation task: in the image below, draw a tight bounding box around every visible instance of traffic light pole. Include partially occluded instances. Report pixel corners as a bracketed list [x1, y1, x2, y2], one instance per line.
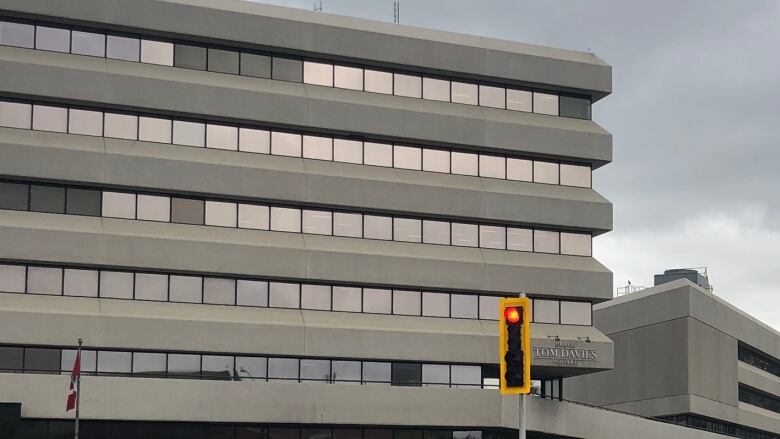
[519, 393, 526, 439]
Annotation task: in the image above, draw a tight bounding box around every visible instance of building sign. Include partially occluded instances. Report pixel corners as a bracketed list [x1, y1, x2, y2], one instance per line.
[532, 341, 598, 366]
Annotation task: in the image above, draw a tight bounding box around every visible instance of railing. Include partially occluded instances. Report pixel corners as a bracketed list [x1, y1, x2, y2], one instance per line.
[615, 285, 645, 297]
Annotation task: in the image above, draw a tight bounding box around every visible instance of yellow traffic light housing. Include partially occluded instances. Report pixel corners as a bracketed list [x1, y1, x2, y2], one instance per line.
[499, 297, 531, 394]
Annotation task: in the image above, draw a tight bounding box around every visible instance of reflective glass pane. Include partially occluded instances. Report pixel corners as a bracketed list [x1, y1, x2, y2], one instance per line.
[479, 225, 506, 249]
[333, 286, 361, 312]
[422, 292, 449, 317]
[24, 348, 60, 371]
[35, 26, 70, 52]
[393, 218, 421, 243]
[451, 82, 478, 105]
[302, 210, 332, 235]
[333, 212, 362, 237]
[507, 89, 532, 112]
[172, 120, 205, 147]
[479, 155, 506, 179]
[393, 290, 421, 316]
[422, 364, 449, 386]
[268, 357, 299, 380]
[29, 185, 65, 213]
[300, 359, 330, 381]
[301, 284, 331, 310]
[534, 299, 560, 323]
[451, 294, 478, 319]
[0, 181, 28, 210]
[271, 132, 302, 157]
[561, 301, 592, 325]
[0, 264, 26, 293]
[238, 204, 270, 230]
[97, 351, 132, 374]
[507, 227, 532, 252]
[106, 35, 140, 61]
[455, 431, 482, 439]
[451, 365, 481, 387]
[334, 139, 363, 164]
[534, 161, 560, 185]
[533, 93, 559, 116]
[104, 113, 138, 140]
[392, 362, 422, 386]
[133, 352, 166, 376]
[422, 220, 450, 245]
[140, 40, 173, 66]
[270, 207, 301, 232]
[451, 223, 478, 247]
[451, 152, 478, 176]
[62, 350, 96, 373]
[0, 346, 23, 370]
[560, 232, 591, 256]
[364, 142, 393, 167]
[0, 101, 32, 129]
[236, 356, 266, 379]
[207, 48, 239, 74]
[303, 429, 331, 439]
[394, 145, 421, 170]
[63, 268, 98, 297]
[102, 191, 136, 219]
[138, 116, 172, 143]
[560, 164, 591, 188]
[205, 201, 237, 227]
[394, 73, 422, 98]
[422, 149, 450, 173]
[303, 61, 334, 86]
[68, 109, 103, 136]
[168, 354, 201, 378]
[334, 65, 363, 90]
[66, 188, 101, 216]
[27, 266, 62, 296]
[559, 95, 591, 120]
[272, 57, 303, 82]
[174, 44, 206, 70]
[362, 361, 391, 383]
[303, 135, 333, 160]
[239, 127, 271, 154]
[363, 288, 391, 314]
[269, 282, 300, 308]
[204, 277, 236, 305]
[366, 430, 393, 439]
[479, 85, 505, 109]
[364, 215, 392, 240]
[99, 271, 134, 299]
[479, 295, 501, 320]
[71, 31, 104, 57]
[533, 230, 560, 254]
[240, 52, 271, 78]
[134, 273, 168, 301]
[32, 105, 67, 132]
[332, 360, 361, 382]
[0, 21, 34, 48]
[236, 280, 268, 307]
[169, 275, 203, 303]
[507, 158, 532, 182]
[170, 198, 204, 225]
[270, 428, 300, 439]
[202, 355, 235, 379]
[423, 77, 450, 102]
[364, 69, 393, 94]
[206, 124, 238, 150]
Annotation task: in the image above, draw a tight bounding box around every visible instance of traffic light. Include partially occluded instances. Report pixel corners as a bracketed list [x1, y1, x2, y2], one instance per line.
[499, 297, 531, 394]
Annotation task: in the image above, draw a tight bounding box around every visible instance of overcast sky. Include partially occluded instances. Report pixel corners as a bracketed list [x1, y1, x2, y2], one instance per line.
[254, 0, 780, 330]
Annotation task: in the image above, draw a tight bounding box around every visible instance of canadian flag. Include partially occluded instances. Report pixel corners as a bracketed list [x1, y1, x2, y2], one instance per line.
[65, 351, 81, 412]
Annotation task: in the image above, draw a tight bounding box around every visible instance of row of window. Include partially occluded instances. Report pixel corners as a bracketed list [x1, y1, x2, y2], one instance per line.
[0, 345, 496, 388]
[0, 19, 592, 120]
[0, 99, 592, 188]
[0, 181, 594, 256]
[738, 343, 780, 378]
[739, 385, 780, 414]
[0, 263, 593, 325]
[659, 414, 780, 439]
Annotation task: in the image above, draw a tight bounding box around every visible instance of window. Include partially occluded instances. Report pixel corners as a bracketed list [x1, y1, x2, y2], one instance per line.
[240, 53, 271, 78]
[66, 188, 101, 216]
[140, 40, 173, 66]
[364, 215, 392, 240]
[507, 89, 532, 112]
[423, 78, 450, 102]
[560, 232, 591, 256]
[104, 113, 138, 140]
[534, 161, 560, 185]
[172, 121, 205, 147]
[479, 225, 506, 249]
[362, 288, 391, 314]
[394, 73, 422, 98]
[174, 44, 207, 70]
[392, 362, 422, 386]
[24, 348, 60, 372]
[97, 351, 132, 374]
[272, 57, 303, 82]
[303, 429, 331, 439]
[202, 355, 235, 379]
[203, 278, 236, 305]
[35, 26, 70, 52]
[453, 433, 482, 439]
[167, 354, 201, 378]
[422, 364, 449, 387]
[0, 264, 26, 293]
[239, 128, 271, 154]
[270, 207, 301, 232]
[303, 136, 333, 160]
[71, 31, 105, 57]
[303, 61, 334, 86]
[451, 82, 478, 105]
[561, 301, 592, 325]
[302, 210, 333, 235]
[507, 227, 532, 252]
[479, 85, 505, 109]
[422, 149, 450, 173]
[32, 105, 67, 132]
[271, 132, 302, 157]
[393, 218, 421, 243]
[268, 357, 299, 381]
[236, 356, 266, 379]
[269, 282, 300, 308]
[169, 275, 202, 303]
[238, 204, 270, 230]
[0, 346, 23, 371]
[560, 164, 591, 188]
[207, 48, 239, 74]
[507, 158, 532, 182]
[0, 181, 30, 210]
[134, 273, 168, 301]
[332, 286, 361, 312]
[451, 365, 481, 388]
[364, 142, 393, 167]
[99, 271, 134, 299]
[451, 294, 478, 319]
[332, 212, 362, 238]
[0, 21, 34, 48]
[205, 201, 237, 227]
[334, 65, 363, 90]
[236, 280, 268, 307]
[479, 155, 506, 179]
[334, 139, 363, 164]
[533, 230, 560, 254]
[332, 360, 361, 382]
[301, 284, 331, 310]
[534, 299, 560, 324]
[422, 220, 450, 245]
[559, 95, 591, 120]
[106, 35, 140, 62]
[170, 198, 204, 225]
[102, 192, 136, 219]
[206, 124, 238, 151]
[68, 109, 103, 136]
[533, 93, 559, 116]
[300, 359, 330, 381]
[133, 352, 166, 376]
[393, 290, 421, 316]
[451, 223, 478, 247]
[394, 145, 422, 170]
[63, 268, 98, 297]
[0, 101, 32, 129]
[270, 428, 300, 439]
[479, 295, 500, 320]
[61, 349, 96, 373]
[365, 430, 393, 439]
[422, 292, 449, 317]
[29, 185, 65, 213]
[451, 152, 478, 176]
[138, 116, 172, 143]
[364, 69, 393, 94]
[362, 361, 391, 384]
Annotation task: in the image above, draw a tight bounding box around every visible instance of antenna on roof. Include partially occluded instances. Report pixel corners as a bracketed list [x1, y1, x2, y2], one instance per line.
[313, 1, 322, 12]
[393, 1, 400, 23]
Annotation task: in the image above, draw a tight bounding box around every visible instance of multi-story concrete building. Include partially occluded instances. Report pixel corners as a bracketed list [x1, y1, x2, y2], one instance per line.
[0, 1, 751, 439]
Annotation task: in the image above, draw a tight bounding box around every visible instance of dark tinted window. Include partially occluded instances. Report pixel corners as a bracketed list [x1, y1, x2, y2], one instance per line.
[272, 57, 303, 82]
[364, 430, 393, 439]
[171, 198, 204, 225]
[395, 431, 423, 439]
[302, 429, 331, 439]
[269, 428, 300, 439]
[0, 182, 29, 210]
[24, 347, 60, 371]
[66, 188, 101, 216]
[237, 427, 267, 439]
[559, 95, 591, 120]
[391, 363, 421, 387]
[29, 185, 65, 213]
[208, 48, 239, 74]
[0, 346, 23, 370]
[424, 431, 451, 439]
[240, 53, 272, 78]
[174, 44, 207, 70]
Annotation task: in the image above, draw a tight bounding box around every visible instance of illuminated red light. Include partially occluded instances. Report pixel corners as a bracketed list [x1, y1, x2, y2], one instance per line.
[504, 307, 521, 324]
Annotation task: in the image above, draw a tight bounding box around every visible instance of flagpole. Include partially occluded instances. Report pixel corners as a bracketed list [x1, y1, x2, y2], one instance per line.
[74, 338, 82, 439]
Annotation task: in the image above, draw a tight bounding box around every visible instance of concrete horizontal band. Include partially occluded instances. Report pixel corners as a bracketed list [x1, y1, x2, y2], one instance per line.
[0, 47, 613, 167]
[0, 210, 613, 301]
[0, 0, 612, 99]
[0, 128, 613, 234]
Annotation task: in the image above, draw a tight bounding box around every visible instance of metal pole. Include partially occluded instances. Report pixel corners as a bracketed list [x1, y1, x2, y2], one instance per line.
[519, 394, 526, 439]
[74, 338, 82, 439]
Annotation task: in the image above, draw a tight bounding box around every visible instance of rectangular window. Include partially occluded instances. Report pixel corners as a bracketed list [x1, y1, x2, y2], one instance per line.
[362, 361, 391, 384]
[236, 280, 269, 307]
[63, 268, 98, 297]
[202, 355, 235, 379]
[169, 275, 203, 303]
[422, 292, 449, 317]
[394, 73, 422, 98]
[172, 120, 205, 147]
[533, 230, 560, 254]
[24, 348, 61, 372]
[140, 40, 174, 66]
[170, 198, 204, 225]
[238, 204, 270, 230]
[506, 227, 533, 252]
[479, 85, 505, 109]
[451, 365, 481, 388]
[271, 132, 302, 157]
[239, 128, 271, 154]
[393, 290, 421, 316]
[0, 101, 32, 129]
[300, 359, 331, 381]
[0, 264, 26, 293]
[207, 48, 239, 74]
[0, 346, 23, 371]
[364, 142, 393, 167]
[534, 299, 560, 324]
[71, 31, 105, 57]
[363, 288, 391, 314]
[134, 273, 168, 301]
[423, 78, 450, 102]
[479, 225, 506, 249]
[68, 109, 103, 137]
[451, 223, 478, 247]
[303, 61, 334, 86]
[29, 185, 65, 214]
[236, 356, 266, 379]
[364, 215, 392, 240]
[422, 149, 450, 173]
[97, 351, 132, 375]
[99, 271, 134, 299]
[106, 35, 140, 62]
[364, 69, 393, 94]
[66, 188, 101, 216]
[0, 181, 30, 210]
[303, 135, 333, 161]
[559, 95, 592, 120]
[451, 152, 479, 176]
[533, 161, 560, 185]
[301, 284, 331, 310]
[203, 277, 236, 305]
[32, 105, 67, 132]
[61, 349, 96, 373]
[333, 139, 363, 164]
[35, 26, 70, 53]
[270, 207, 301, 232]
[0, 21, 34, 48]
[560, 232, 592, 256]
[268, 357, 299, 381]
[302, 210, 332, 235]
[138, 116, 172, 143]
[168, 354, 201, 378]
[394, 145, 422, 170]
[322, 211, 358, 236]
[332, 360, 361, 382]
[422, 220, 450, 245]
[479, 155, 506, 179]
[269, 282, 300, 308]
[421, 364, 449, 387]
[507, 89, 532, 112]
[332, 286, 361, 312]
[174, 44, 207, 70]
[391, 362, 422, 386]
[451, 294, 478, 319]
[479, 295, 501, 320]
[104, 113, 138, 140]
[205, 201, 237, 227]
[240, 53, 271, 78]
[272, 57, 303, 82]
[102, 191, 136, 219]
[451, 82, 478, 105]
[507, 158, 532, 182]
[561, 301, 592, 325]
[560, 164, 591, 188]
[533, 93, 559, 116]
[132, 352, 166, 377]
[334, 65, 364, 90]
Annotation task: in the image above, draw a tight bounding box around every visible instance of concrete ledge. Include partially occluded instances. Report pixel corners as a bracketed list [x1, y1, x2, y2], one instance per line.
[738, 363, 780, 403]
